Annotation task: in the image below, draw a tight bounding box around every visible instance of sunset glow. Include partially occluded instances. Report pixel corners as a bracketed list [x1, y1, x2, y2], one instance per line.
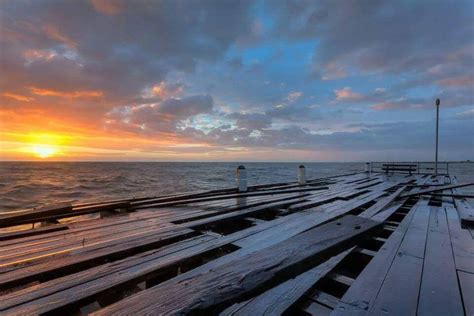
[28, 144, 59, 159]
[0, 1, 472, 161]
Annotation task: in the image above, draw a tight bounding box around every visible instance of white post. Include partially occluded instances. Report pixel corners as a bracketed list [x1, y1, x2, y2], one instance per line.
[236, 165, 247, 192]
[435, 98, 440, 176]
[298, 165, 306, 185]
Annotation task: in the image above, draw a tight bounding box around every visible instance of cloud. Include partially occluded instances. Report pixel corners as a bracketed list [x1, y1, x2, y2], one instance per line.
[90, 0, 123, 15]
[286, 91, 303, 102]
[455, 108, 474, 120]
[1, 92, 34, 102]
[1, 0, 472, 161]
[42, 24, 77, 49]
[106, 94, 214, 134]
[29, 87, 103, 98]
[0, 0, 254, 103]
[334, 87, 363, 102]
[436, 75, 474, 88]
[159, 95, 213, 118]
[227, 112, 272, 131]
[147, 82, 184, 100]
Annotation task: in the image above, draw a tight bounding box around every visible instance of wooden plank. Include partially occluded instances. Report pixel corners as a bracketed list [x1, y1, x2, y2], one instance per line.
[446, 205, 474, 273]
[456, 198, 474, 228]
[399, 182, 474, 198]
[359, 186, 406, 218]
[417, 207, 464, 316]
[233, 188, 391, 250]
[0, 197, 335, 313]
[0, 227, 194, 289]
[0, 194, 310, 283]
[332, 202, 425, 315]
[458, 270, 474, 316]
[93, 215, 382, 315]
[220, 249, 353, 315]
[303, 301, 332, 315]
[0, 193, 304, 267]
[0, 235, 216, 315]
[131, 186, 328, 210]
[429, 193, 474, 199]
[368, 205, 430, 315]
[0, 225, 68, 241]
[1, 201, 344, 314]
[0, 203, 72, 228]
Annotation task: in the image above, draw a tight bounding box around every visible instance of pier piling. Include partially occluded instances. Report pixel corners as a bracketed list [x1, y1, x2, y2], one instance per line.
[236, 165, 248, 192]
[298, 165, 306, 185]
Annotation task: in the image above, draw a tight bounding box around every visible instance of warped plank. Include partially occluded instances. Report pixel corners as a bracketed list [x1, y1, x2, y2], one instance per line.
[332, 202, 424, 315]
[0, 227, 194, 289]
[132, 186, 328, 209]
[0, 224, 68, 242]
[399, 182, 474, 198]
[220, 249, 353, 315]
[93, 215, 381, 315]
[359, 185, 406, 218]
[0, 235, 215, 315]
[0, 203, 72, 228]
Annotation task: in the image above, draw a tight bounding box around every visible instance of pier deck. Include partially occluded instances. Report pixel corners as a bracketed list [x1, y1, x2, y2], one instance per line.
[0, 172, 472, 315]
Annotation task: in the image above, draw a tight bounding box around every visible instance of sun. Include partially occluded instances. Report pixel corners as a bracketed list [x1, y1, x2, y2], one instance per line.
[30, 144, 59, 159]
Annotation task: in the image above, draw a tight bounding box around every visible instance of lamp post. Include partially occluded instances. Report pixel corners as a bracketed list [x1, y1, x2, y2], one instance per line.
[435, 98, 440, 176]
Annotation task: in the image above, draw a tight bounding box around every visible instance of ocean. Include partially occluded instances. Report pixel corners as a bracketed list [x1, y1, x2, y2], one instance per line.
[1, 162, 473, 213]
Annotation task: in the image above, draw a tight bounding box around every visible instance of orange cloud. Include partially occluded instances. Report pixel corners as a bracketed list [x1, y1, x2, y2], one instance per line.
[334, 87, 363, 101]
[23, 49, 57, 63]
[30, 87, 103, 98]
[1, 93, 34, 102]
[149, 82, 183, 99]
[436, 75, 473, 87]
[90, 0, 123, 15]
[42, 24, 77, 49]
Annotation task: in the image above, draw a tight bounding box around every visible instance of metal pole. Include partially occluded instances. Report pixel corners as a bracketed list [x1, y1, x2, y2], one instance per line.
[435, 99, 440, 176]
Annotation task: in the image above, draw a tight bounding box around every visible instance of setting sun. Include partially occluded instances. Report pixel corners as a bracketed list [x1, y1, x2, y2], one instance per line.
[29, 144, 59, 158]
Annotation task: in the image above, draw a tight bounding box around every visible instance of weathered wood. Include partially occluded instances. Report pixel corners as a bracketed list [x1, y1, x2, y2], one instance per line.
[359, 185, 406, 218]
[0, 224, 68, 241]
[0, 227, 194, 289]
[333, 202, 424, 315]
[0, 202, 132, 228]
[428, 193, 474, 199]
[445, 205, 474, 273]
[399, 182, 474, 198]
[417, 207, 464, 316]
[456, 198, 474, 228]
[458, 270, 474, 316]
[220, 249, 353, 315]
[368, 205, 430, 315]
[93, 215, 381, 315]
[0, 235, 216, 315]
[0, 171, 470, 315]
[0, 203, 72, 228]
[132, 186, 328, 210]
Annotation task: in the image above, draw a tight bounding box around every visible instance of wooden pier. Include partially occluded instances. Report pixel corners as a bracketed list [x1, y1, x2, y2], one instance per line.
[0, 169, 473, 315]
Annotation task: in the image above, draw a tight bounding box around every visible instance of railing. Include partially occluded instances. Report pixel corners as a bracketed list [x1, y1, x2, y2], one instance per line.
[368, 161, 450, 175]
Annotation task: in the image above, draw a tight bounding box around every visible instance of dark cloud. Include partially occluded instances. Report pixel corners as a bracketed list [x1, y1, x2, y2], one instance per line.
[187, 118, 473, 159]
[106, 94, 213, 134]
[227, 112, 272, 131]
[0, 0, 254, 101]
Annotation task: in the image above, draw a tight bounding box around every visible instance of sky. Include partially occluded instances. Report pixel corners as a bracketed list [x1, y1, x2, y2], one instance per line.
[0, 0, 473, 161]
